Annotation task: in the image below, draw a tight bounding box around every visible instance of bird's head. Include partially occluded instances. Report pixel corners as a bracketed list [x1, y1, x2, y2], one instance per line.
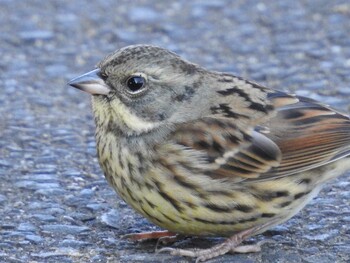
[68, 45, 211, 136]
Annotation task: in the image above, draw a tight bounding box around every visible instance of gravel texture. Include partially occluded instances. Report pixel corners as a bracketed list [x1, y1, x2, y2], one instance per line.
[0, 0, 349, 262]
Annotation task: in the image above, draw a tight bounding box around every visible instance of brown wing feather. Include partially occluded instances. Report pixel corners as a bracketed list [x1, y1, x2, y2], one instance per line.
[260, 93, 350, 178]
[167, 91, 350, 183]
[170, 118, 282, 181]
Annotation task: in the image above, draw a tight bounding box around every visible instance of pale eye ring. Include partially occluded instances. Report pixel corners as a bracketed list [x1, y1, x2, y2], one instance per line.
[126, 74, 147, 94]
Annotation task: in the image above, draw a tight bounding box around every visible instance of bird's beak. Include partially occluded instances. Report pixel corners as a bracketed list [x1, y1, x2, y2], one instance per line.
[68, 69, 110, 95]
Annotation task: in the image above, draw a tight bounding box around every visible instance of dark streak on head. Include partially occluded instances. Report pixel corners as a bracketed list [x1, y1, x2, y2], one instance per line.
[217, 78, 234, 83]
[107, 119, 123, 135]
[174, 85, 196, 102]
[157, 113, 166, 121]
[178, 61, 198, 75]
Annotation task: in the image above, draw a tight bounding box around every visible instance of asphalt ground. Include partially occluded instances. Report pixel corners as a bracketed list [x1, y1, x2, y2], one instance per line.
[0, 1, 349, 262]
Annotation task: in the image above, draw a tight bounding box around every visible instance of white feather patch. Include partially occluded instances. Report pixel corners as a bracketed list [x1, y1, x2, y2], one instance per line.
[109, 99, 160, 134]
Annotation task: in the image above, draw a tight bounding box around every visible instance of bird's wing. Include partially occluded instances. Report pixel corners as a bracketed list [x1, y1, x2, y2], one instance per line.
[163, 90, 350, 183]
[260, 92, 350, 179]
[166, 117, 281, 183]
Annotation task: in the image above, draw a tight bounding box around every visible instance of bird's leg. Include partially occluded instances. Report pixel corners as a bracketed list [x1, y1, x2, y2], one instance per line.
[158, 222, 274, 262]
[229, 239, 274, 254]
[122, 230, 177, 241]
[156, 233, 186, 246]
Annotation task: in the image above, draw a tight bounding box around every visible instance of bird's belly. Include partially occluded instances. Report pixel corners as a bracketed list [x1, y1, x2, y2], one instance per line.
[98, 135, 348, 237]
[107, 166, 323, 237]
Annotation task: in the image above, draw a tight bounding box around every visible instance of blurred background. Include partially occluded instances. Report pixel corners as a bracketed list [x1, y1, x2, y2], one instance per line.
[0, 0, 349, 262]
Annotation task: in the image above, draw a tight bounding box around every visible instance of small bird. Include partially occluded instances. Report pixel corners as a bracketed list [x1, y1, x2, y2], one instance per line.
[69, 45, 350, 262]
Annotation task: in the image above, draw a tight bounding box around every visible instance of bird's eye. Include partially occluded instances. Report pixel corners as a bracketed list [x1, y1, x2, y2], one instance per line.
[126, 76, 146, 93]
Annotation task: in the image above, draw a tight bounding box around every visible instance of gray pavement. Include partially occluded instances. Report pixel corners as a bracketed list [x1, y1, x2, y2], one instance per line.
[0, 0, 349, 262]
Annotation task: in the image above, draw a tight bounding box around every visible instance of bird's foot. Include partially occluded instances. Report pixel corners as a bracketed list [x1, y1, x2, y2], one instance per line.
[158, 224, 273, 262]
[122, 230, 177, 242]
[228, 239, 274, 253]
